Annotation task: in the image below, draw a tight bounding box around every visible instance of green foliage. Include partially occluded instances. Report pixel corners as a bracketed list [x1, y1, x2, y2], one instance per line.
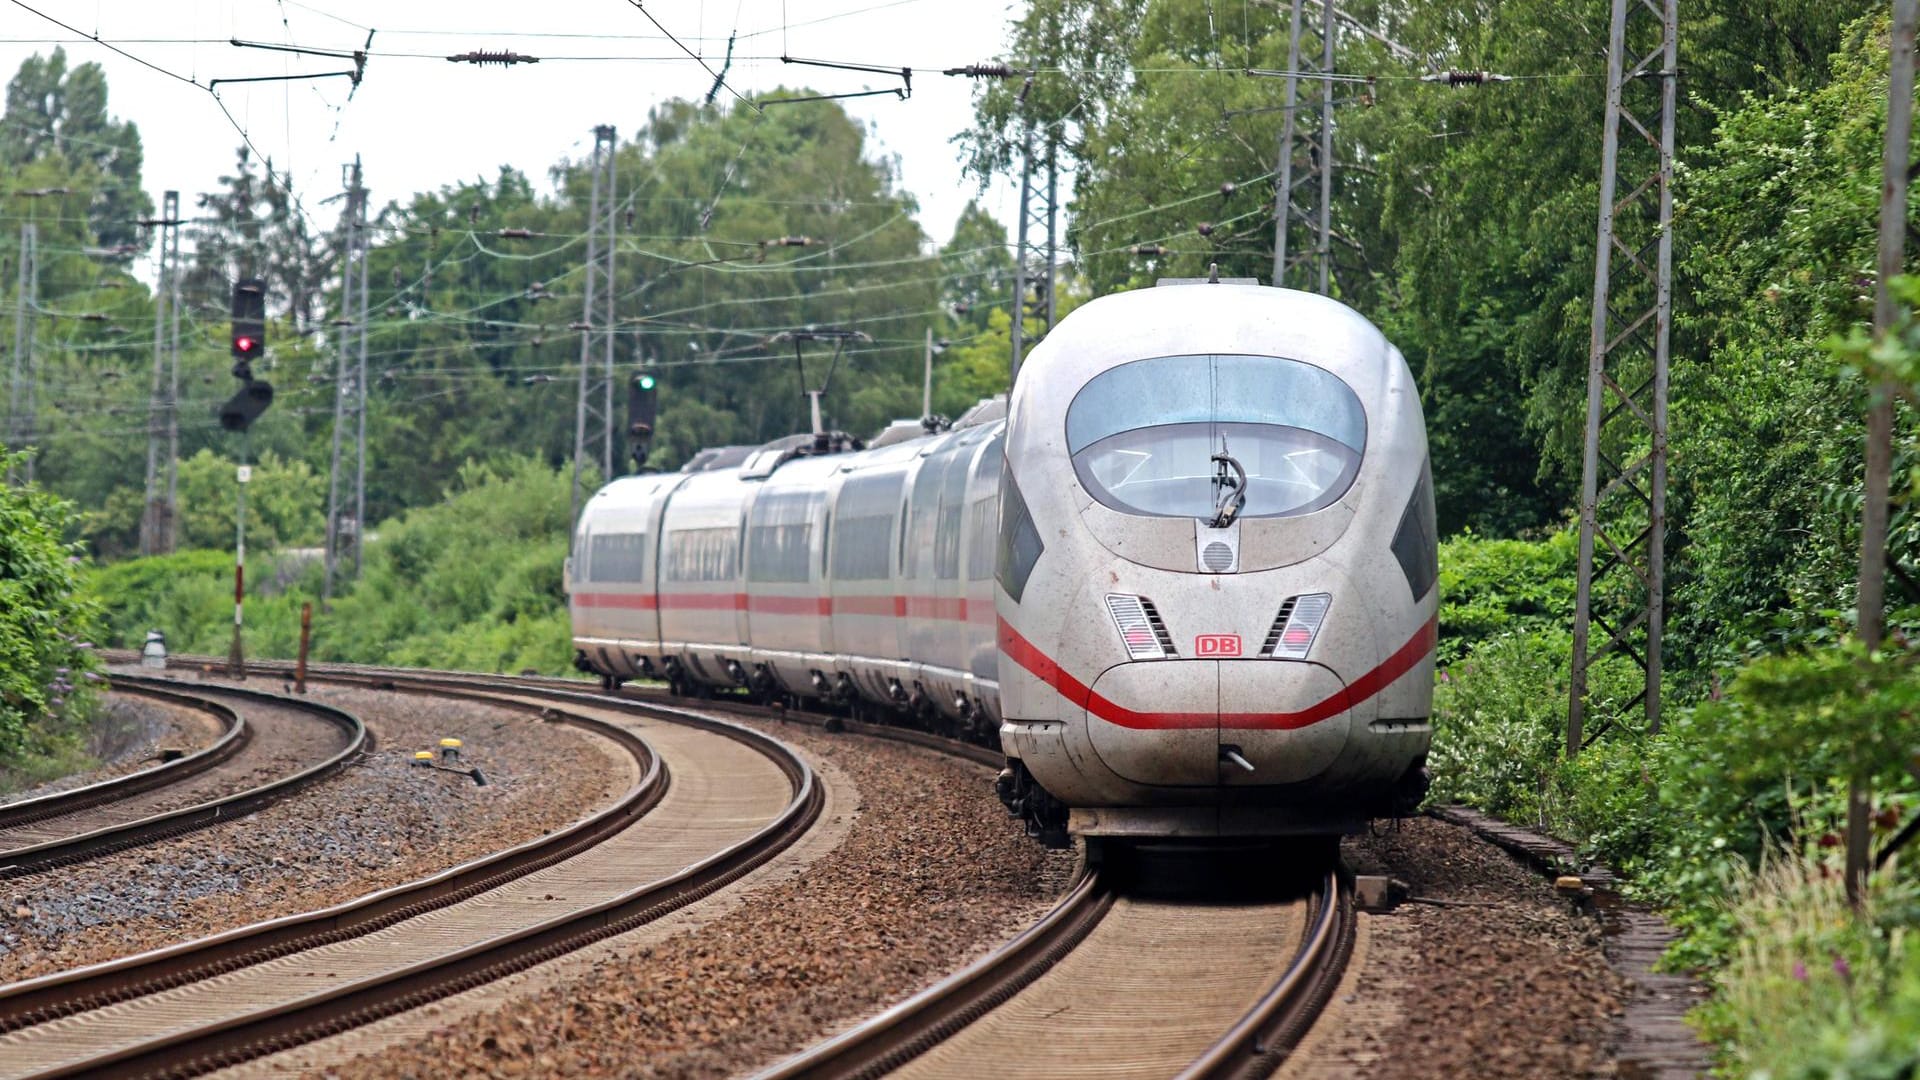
[1693, 857, 1920, 1080]
[88, 457, 578, 677]
[1425, 626, 1643, 837]
[0, 450, 102, 767]
[1435, 529, 1577, 665]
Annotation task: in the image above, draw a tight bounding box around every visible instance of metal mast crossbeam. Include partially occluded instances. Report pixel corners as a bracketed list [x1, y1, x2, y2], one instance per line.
[1569, 0, 1678, 753]
[1272, 0, 1335, 293]
[571, 124, 619, 523]
[325, 157, 371, 601]
[141, 191, 183, 555]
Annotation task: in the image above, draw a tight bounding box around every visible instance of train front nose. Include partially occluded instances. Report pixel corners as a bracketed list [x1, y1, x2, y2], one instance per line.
[1084, 657, 1354, 789]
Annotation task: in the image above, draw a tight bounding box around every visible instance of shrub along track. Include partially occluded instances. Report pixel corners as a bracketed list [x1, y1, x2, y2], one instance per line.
[0, 679, 364, 878]
[0, 676, 820, 1080]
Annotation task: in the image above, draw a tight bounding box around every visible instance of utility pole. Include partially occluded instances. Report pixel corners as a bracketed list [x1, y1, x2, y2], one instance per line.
[1009, 127, 1059, 387]
[7, 223, 37, 481]
[571, 124, 619, 525]
[1272, 0, 1335, 293]
[1568, 0, 1678, 755]
[1849, 0, 1916, 906]
[325, 157, 371, 601]
[923, 327, 935, 418]
[140, 192, 183, 555]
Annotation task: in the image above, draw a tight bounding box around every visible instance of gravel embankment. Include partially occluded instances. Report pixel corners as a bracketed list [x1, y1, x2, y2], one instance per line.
[0, 693, 222, 803]
[1289, 816, 1632, 1079]
[328, 718, 1077, 1080]
[0, 684, 625, 983]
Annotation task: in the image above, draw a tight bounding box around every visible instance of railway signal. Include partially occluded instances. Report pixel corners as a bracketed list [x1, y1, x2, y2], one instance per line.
[230, 277, 265, 367]
[628, 371, 657, 470]
[221, 279, 274, 432]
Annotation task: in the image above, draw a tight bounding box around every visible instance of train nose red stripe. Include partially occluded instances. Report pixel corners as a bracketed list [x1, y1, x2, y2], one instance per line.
[996, 614, 1436, 731]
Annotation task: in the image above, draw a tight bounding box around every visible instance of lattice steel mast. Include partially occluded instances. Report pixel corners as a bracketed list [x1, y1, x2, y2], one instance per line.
[7, 222, 36, 481]
[1272, 0, 1335, 293]
[325, 157, 371, 600]
[571, 125, 620, 524]
[1568, 0, 1679, 752]
[1009, 124, 1059, 386]
[140, 191, 183, 555]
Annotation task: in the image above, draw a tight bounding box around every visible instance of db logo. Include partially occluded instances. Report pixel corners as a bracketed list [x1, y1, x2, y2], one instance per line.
[1196, 634, 1242, 657]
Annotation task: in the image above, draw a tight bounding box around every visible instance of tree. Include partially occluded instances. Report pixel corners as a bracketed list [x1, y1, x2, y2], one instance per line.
[0, 450, 102, 764]
[0, 48, 151, 256]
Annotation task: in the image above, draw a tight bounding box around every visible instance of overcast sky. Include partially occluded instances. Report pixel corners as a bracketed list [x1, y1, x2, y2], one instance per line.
[1, 0, 1026, 249]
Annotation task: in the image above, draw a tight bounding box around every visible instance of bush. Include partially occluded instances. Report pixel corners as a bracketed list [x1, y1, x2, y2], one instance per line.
[0, 450, 103, 768]
[84, 456, 580, 677]
[1435, 529, 1577, 666]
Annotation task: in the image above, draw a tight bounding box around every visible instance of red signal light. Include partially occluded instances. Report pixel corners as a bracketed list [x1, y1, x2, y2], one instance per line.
[234, 336, 256, 353]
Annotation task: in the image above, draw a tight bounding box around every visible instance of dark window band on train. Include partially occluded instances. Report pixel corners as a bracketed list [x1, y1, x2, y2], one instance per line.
[747, 490, 818, 583]
[832, 472, 906, 581]
[1390, 458, 1438, 601]
[663, 526, 740, 582]
[996, 463, 1043, 603]
[588, 531, 647, 583]
[1065, 354, 1366, 521]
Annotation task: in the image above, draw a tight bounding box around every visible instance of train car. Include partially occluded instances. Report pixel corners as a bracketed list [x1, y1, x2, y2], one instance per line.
[569, 279, 1434, 848]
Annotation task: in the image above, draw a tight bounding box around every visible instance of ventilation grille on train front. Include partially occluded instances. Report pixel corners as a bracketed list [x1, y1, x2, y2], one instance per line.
[1139, 597, 1178, 656]
[1259, 597, 1299, 656]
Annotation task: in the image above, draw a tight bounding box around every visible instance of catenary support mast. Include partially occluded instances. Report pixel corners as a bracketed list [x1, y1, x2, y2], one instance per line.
[571, 124, 619, 524]
[1569, 0, 1679, 753]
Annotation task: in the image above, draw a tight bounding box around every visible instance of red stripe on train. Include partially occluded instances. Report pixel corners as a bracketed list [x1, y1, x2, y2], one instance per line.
[996, 614, 1436, 732]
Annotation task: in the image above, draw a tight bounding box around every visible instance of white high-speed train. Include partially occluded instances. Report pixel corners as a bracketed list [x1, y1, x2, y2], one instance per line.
[569, 280, 1436, 846]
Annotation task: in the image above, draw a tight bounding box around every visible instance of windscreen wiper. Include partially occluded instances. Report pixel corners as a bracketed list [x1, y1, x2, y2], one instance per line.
[1209, 450, 1247, 528]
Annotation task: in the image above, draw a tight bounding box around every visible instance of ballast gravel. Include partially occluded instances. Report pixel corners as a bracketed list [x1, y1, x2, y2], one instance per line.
[0, 683, 623, 983]
[1286, 816, 1633, 1079]
[327, 716, 1077, 1080]
[0, 693, 220, 803]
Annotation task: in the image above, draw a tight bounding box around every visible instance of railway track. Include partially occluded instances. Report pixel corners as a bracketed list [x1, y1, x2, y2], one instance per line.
[0, 679, 365, 879]
[756, 866, 1351, 1080]
[0, 675, 820, 1080]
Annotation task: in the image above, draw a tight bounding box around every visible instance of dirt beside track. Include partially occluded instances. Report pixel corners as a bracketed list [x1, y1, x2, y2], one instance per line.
[1282, 816, 1632, 1080]
[317, 716, 1077, 1080]
[0, 683, 625, 983]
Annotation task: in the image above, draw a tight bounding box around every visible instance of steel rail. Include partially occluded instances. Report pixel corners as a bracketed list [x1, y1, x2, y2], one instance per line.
[752, 866, 1111, 1080]
[0, 691, 662, 1036]
[0, 679, 366, 879]
[1178, 868, 1355, 1080]
[10, 679, 823, 1080]
[0, 682, 248, 832]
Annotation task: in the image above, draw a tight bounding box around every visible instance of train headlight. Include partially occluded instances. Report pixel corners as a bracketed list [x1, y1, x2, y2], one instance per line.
[1106, 594, 1174, 660]
[1265, 593, 1331, 660]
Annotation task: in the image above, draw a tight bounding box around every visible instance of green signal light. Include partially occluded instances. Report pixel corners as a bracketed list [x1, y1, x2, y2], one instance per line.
[636, 374, 656, 390]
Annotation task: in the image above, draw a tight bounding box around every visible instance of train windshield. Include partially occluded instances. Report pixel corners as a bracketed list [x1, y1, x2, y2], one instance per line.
[1065, 354, 1365, 520]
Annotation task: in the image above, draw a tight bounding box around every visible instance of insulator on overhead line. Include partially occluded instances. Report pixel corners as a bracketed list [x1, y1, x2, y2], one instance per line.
[1196, 222, 1214, 237]
[1419, 70, 1512, 86]
[1130, 244, 1167, 256]
[497, 227, 535, 238]
[1220, 181, 1237, 197]
[447, 50, 540, 66]
[943, 62, 1018, 78]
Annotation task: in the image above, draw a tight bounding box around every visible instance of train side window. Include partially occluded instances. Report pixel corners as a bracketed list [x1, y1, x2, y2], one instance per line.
[831, 471, 905, 582]
[588, 531, 647, 583]
[996, 464, 1044, 603]
[663, 526, 739, 582]
[747, 491, 813, 584]
[967, 496, 998, 581]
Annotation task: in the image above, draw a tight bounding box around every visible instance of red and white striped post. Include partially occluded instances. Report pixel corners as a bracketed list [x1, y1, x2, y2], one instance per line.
[226, 448, 250, 679]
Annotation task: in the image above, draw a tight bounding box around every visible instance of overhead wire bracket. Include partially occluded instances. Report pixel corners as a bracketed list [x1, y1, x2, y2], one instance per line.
[219, 31, 373, 94]
[756, 56, 912, 106]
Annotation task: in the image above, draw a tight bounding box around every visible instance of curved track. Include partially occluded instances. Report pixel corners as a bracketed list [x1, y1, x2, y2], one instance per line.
[760, 868, 1352, 1080]
[0, 677, 819, 1080]
[0, 679, 365, 878]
